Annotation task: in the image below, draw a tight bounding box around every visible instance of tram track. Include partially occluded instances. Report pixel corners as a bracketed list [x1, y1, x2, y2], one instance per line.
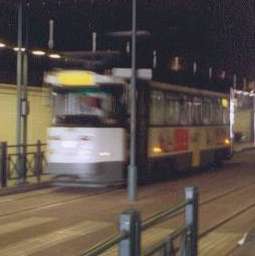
[199, 200, 255, 239]
[1, 175, 255, 220]
[197, 195, 255, 255]
[0, 187, 120, 219]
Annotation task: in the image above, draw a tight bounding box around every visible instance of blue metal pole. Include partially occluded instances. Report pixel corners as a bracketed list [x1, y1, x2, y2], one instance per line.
[128, 0, 137, 202]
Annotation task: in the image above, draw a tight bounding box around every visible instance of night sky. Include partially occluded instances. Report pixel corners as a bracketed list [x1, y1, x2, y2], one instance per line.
[0, 0, 254, 89]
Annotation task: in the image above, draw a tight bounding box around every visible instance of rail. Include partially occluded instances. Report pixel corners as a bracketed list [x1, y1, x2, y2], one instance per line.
[81, 187, 198, 256]
[0, 140, 47, 187]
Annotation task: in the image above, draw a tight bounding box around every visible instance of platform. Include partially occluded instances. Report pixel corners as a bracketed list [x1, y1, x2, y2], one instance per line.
[0, 150, 255, 255]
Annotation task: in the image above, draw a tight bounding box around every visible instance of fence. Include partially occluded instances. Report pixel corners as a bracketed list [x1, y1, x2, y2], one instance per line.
[81, 187, 198, 256]
[0, 140, 47, 187]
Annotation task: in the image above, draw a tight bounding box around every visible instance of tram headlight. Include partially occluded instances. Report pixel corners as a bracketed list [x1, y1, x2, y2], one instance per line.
[224, 138, 230, 145]
[153, 147, 163, 153]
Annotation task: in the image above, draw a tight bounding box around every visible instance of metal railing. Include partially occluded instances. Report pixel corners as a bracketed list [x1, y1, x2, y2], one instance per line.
[0, 140, 47, 187]
[81, 187, 198, 256]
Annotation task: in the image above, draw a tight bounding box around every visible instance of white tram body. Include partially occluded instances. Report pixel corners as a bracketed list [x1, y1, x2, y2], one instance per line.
[45, 70, 127, 185]
[47, 127, 126, 184]
[45, 69, 231, 186]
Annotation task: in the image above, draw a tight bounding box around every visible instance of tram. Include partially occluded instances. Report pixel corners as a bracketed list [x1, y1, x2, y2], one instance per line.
[45, 69, 231, 186]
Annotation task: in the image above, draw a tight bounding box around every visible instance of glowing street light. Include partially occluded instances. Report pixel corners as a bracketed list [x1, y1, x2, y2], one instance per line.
[13, 47, 26, 52]
[32, 50, 46, 56]
[48, 53, 61, 59]
[0, 42, 6, 48]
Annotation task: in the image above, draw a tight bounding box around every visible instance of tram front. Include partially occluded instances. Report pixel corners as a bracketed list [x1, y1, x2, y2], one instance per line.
[44, 70, 127, 186]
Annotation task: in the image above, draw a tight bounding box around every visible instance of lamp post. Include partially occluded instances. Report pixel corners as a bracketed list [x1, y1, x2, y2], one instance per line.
[128, 0, 137, 201]
[16, 0, 24, 183]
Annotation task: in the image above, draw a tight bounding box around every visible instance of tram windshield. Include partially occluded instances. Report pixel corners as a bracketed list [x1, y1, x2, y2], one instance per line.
[52, 85, 127, 127]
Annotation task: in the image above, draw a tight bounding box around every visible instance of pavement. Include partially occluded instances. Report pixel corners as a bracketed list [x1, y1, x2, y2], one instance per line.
[1, 151, 255, 255]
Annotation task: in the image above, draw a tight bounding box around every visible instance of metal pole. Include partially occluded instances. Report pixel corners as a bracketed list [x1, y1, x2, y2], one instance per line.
[92, 32, 97, 52]
[0, 142, 7, 188]
[35, 140, 42, 182]
[153, 50, 157, 69]
[48, 19, 54, 50]
[184, 187, 198, 256]
[128, 0, 137, 201]
[16, 0, 23, 182]
[233, 74, 237, 90]
[209, 67, 213, 80]
[119, 209, 141, 256]
[21, 50, 28, 181]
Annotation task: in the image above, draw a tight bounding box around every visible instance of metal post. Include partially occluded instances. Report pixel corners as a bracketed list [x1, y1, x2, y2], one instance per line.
[128, 0, 137, 201]
[119, 209, 141, 256]
[126, 41, 130, 54]
[192, 61, 197, 75]
[164, 236, 174, 255]
[209, 67, 213, 80]
[48, 19, 54, 50]
[233, 74, 237, 90]
[184, 187, 198, 256]
[20, 47, 28, 182]
[35, 140, 42, 182]
[153, 50, 157, 69]
[0, 142, 7, 188]
[92, 32, 97, 52]
[16, 0, 24, 183]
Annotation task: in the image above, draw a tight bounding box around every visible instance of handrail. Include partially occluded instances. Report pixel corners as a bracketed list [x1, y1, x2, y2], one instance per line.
[81, 232, 128, 256]
[143, 225, 188, 256]
[0, 140, 47, 187]
[8, 152, 39, 156]
[142, 199, 190, 230]
[81, 188, 197, 256]
[7, 143, 46, 148]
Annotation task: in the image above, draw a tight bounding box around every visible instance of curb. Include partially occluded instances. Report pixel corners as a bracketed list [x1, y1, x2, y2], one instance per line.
[0, 181, 53, 196]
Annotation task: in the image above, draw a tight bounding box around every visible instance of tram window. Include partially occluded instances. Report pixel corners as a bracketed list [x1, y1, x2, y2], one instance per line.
[222, 108, 229, 124]
[192, 97, 202, 125]
[150, 90, 165, 125]
[222, 98, 230, 124]
[203, 99, 213, 125]
[52, 86, 126, 126]
[165, 94, 180, 125]
[180, 98, 192, 125]
[211, 99, 223, 125]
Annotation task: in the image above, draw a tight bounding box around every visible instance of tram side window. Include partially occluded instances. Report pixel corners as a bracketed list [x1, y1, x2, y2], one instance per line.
[192, 97, 202, 125]
[202, 99, 213, 125]
[180, 98, 192, 125]
[222, 98, 230, 125]
[165, 94, 180, 125]
[211, 99, 223, 125]
[150, 90, 165, 125]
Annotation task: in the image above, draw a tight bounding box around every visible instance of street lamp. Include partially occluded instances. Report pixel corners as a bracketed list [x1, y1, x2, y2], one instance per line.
[13, 47, 26, 52]
[48, 53, 61, 59]
[32, 50, 46, 56]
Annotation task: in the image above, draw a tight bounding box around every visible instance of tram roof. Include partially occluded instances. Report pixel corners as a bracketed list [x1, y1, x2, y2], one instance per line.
[150, 81, 228, 98]
[44, 69, 124, 87]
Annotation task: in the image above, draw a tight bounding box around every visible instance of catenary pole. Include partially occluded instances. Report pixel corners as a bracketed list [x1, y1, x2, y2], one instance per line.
[16, 0, 24, 182]
[128, 0, 137, 201]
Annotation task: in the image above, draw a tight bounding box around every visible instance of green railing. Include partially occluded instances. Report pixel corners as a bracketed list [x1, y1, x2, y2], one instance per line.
[0, 140, 47, 187]
[81, 187, 199, 256]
